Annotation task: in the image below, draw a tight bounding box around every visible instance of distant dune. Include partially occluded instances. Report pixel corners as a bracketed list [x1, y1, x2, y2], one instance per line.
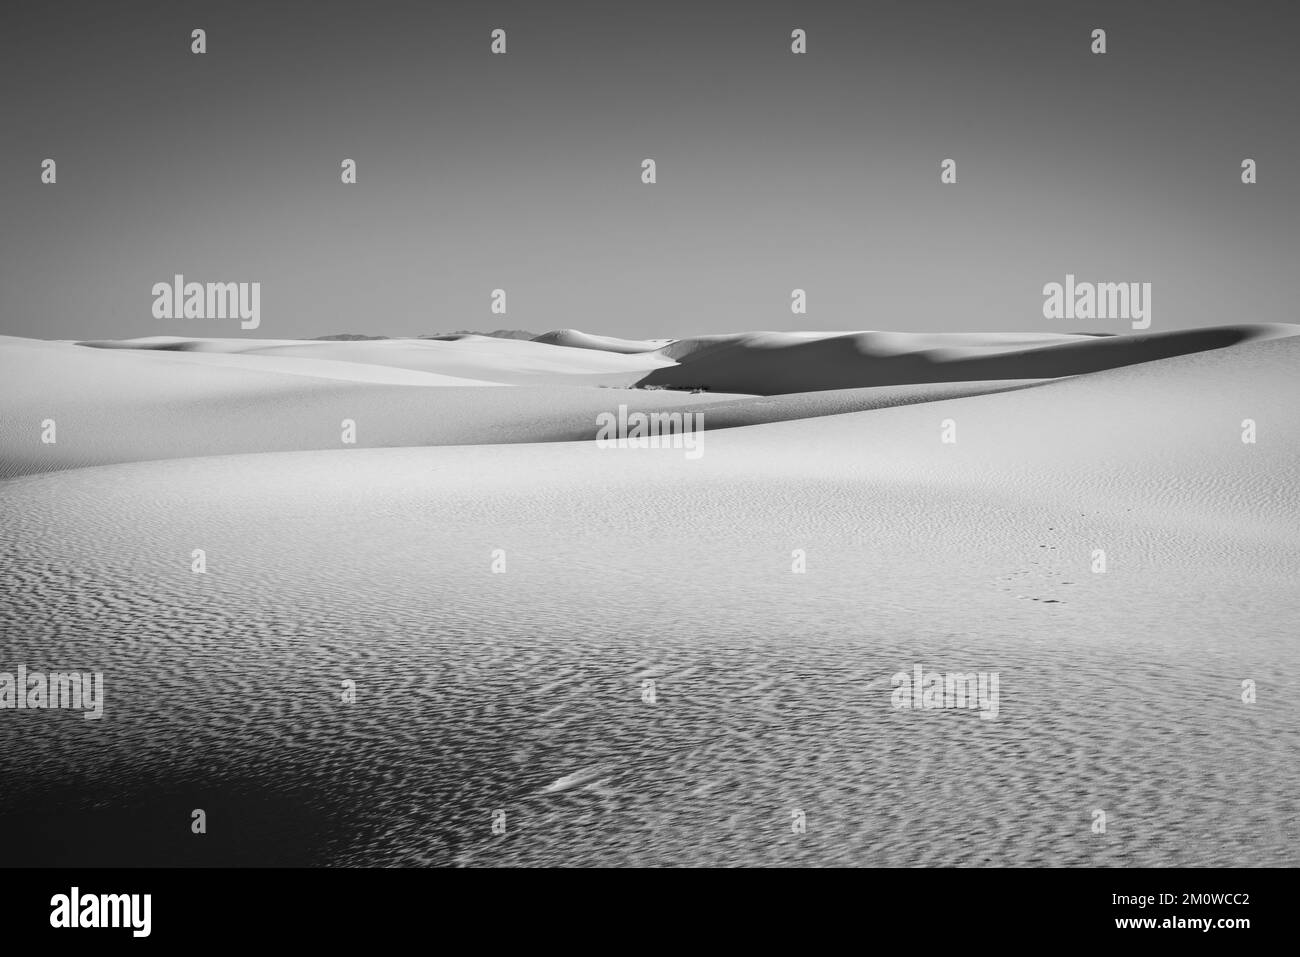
[77, 334, 675, 385]
[310, 333, 392, 341]
[530, 329, 672, 353]
[426, 329, 538, 341]
[310, 330, 540, 341]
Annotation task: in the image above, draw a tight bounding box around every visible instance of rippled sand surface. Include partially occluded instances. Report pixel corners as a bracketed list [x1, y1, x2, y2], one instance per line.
[2, 420, 1296, 865]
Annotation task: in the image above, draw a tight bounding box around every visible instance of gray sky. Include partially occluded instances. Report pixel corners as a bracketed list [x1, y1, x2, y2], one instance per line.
[1, 0, 1296, 340]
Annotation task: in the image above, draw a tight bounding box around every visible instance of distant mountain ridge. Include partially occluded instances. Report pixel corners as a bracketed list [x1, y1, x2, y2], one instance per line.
[313, 330, 538, 341]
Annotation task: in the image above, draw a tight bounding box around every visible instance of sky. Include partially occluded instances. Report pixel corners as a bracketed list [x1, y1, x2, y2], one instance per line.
[1, 0, 1296, 340]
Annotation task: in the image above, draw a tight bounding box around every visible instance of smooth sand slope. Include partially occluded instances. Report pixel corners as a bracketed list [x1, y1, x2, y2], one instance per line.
[0, 329, 1297, 866]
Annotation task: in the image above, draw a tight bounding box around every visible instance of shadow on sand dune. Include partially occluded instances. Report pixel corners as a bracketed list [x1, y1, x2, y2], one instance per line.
[636, 324, 1299, 395]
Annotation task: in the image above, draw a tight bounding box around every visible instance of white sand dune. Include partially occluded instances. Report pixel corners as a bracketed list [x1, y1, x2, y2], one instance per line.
[1, 329, 1296, 866]
[0, 336, 748, 477]
[79, 333, 676, 384]
[530, 329, 672, 353]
